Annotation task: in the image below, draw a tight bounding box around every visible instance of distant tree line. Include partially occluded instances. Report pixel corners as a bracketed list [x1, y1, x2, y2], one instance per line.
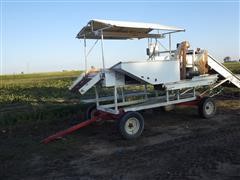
[224, 56, 240, 62]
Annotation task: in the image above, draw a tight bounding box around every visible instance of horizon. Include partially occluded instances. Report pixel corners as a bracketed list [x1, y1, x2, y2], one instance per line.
[0, 1, 239, 75]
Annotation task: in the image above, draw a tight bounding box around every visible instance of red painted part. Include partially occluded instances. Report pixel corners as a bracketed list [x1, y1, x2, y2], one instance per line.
[42, 111, 119, 144]
[176, 97, 202, 107]
[42, 116, 98, 144]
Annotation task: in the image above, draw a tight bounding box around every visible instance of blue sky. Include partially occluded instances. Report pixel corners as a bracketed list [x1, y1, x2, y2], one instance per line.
[1, 0, 239, 74]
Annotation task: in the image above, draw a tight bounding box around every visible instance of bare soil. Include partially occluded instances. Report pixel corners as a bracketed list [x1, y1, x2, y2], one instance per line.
[0, 98, 240, 180]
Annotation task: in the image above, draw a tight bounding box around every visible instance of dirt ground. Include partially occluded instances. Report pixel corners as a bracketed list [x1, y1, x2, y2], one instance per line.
[1, 98, 240, 180]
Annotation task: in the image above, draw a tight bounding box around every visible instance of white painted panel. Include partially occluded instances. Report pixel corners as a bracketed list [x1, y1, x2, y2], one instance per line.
[164, 74, 218, 90]
[103, 70, 125, 87]
[92, 19, 185, 31]
[79, 73, 101, 94]
[113, 60, 180, 85]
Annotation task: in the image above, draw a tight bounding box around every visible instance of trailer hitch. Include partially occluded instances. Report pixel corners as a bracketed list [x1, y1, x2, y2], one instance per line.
[42, 111, 117, 144]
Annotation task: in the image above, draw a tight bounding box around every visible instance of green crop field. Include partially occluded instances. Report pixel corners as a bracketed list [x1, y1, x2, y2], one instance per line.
[0, 71, 88, 127]
[223, 62, 240, 74]
[0, 62, 239, 127]
[0, 71, 81, 104]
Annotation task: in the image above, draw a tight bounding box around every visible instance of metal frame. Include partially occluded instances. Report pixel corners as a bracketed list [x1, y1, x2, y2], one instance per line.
[98, 89, 196, 114]
[80, 42, 215, 115]
[90, 81, 212, 115]
[83, 23, 112, 74]
[73, 20, 239, 116]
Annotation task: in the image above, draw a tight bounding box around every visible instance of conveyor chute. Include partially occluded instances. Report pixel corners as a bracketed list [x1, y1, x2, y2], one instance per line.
[207, 55, 240, 88]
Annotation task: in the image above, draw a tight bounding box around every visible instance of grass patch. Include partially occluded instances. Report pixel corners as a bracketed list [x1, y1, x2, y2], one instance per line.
[216, 99, 240, 110]
[223, 62, 240, 74]
[0, 70, 81, 81]
[0, 71, 86, 127]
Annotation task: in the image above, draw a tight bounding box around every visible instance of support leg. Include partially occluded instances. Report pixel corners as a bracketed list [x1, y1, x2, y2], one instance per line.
[114, 86, 118, 112]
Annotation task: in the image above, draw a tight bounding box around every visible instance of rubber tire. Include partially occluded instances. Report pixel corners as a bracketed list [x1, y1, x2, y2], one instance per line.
[198, 97, 217, 119]
[118, 111, 144, 139]
[84, 104, 97, 120]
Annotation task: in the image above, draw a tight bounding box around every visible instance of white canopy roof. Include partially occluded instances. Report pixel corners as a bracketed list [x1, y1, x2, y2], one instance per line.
[77, 19, 185, 40]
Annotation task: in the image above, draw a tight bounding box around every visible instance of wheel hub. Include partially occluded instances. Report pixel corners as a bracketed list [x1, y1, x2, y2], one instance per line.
[125, 117, 140, 135]
[205, 101, 214, 115]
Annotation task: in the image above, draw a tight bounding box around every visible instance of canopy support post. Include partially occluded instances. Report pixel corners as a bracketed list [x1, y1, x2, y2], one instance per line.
[169, 34, 172, 57]
[100, 30, 106, 73]
[84, 35, 87, 74]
